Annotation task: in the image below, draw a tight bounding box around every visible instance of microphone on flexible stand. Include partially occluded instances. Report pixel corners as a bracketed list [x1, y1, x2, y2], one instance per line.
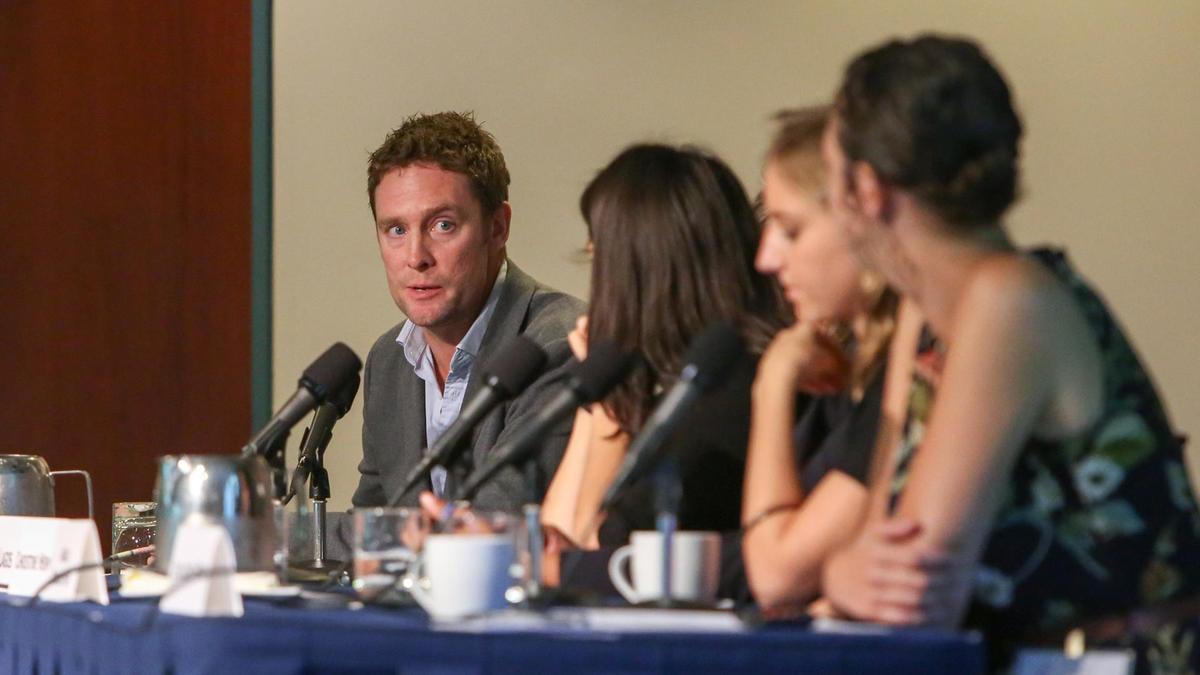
[590, 322, 743, 608]
[243, 342, 362, 499]
[597, 322, 744, 513]
[395, 336, 549, 502]
[286, 372, 360, 573]
[282, 372, 360, 506]
[453, 341, 635, 605]
[454, 342, 636, 503]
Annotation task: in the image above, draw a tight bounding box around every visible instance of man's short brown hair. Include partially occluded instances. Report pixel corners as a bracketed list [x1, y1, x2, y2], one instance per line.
[367, 111, 511, 218]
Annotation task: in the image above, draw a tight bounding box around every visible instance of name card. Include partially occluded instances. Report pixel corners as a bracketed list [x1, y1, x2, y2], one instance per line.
[0, 515, 109, 604]
[158, 518, 243, 617]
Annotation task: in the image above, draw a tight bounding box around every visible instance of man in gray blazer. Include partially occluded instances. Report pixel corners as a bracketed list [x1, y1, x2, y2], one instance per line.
[351, 112, 584, 513]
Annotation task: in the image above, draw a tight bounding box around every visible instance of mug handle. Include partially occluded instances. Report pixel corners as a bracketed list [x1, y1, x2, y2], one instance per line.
[607, 544, 638, 604]
[49, 469, 94, 521]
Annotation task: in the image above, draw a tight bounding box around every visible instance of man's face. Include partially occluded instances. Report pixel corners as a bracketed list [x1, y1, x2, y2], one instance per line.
[373, 163, 509, 343]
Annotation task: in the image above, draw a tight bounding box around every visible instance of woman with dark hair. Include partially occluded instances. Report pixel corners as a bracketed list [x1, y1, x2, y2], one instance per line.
[541, 143, 790, 549]
[819, 34, 1200, 667]
[741, 107, 896, 610]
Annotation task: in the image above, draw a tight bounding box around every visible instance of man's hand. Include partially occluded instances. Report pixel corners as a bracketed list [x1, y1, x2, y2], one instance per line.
[418, 491, 453, 523]
[416, 491, 491, 534]
[822, 518, 963, 626]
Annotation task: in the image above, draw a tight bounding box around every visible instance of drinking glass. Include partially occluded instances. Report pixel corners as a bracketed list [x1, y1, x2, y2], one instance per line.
[352, 507, 429, 602]
[112, 501, 156, 567]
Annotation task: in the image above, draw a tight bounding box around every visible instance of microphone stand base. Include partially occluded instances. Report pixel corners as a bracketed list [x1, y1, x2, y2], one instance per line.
[287, 559, 348, 586]
[290, 558, 346, 572]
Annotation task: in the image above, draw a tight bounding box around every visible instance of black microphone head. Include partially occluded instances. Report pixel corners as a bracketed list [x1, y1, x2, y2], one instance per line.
[483, 335, 549, 396]
[683, 322, 745, 392]
[571, 341, 637, 403]
[300, 342, 363, 402]
[330, 372, 361, 418]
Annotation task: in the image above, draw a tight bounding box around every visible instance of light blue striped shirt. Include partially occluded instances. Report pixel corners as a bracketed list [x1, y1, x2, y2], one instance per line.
[396, 261, 507, 496]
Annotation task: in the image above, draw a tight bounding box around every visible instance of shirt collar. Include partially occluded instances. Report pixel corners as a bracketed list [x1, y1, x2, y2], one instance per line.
[396, 259, 508, 368]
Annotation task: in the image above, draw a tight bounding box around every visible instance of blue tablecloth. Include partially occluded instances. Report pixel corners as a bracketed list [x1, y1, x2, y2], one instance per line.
[0, 593, 984, 674]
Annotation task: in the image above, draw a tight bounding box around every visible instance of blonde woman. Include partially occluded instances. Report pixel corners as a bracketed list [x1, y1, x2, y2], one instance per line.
[741, 108, 897, 610]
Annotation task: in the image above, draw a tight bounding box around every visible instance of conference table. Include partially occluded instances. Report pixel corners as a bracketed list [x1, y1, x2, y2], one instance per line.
[0, 590, 985, 674]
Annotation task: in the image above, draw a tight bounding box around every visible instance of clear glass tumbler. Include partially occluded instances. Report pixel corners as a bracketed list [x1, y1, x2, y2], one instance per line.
[352, 507, 429, 603]
[112, 501, 156, 568]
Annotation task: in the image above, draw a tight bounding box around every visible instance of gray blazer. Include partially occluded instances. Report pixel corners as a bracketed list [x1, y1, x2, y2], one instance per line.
[351, 260, 585, 513]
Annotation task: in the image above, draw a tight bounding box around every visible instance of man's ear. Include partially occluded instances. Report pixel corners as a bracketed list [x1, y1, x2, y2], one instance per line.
[852, 162, 893, 223]
[489, 202, 512, 248]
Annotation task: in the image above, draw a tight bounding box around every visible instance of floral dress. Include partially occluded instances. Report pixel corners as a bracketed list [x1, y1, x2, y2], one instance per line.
[889, 248, 1200, 673]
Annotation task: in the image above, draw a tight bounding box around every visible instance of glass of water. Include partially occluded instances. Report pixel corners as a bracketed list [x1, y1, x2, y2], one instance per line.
[352, 507, 429, 602]
[112, 501, 156, 568]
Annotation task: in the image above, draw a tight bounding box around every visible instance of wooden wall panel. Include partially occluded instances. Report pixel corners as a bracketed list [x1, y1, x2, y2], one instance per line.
[0, 1, 252, 553]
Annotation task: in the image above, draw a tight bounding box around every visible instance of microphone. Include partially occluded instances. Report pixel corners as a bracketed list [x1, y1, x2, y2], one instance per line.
[395, 336, 549, 500]
[242, 342, 362, 458]
[282, 372, 361, 505]
[598, 322, 744, 511]
[455, 342, 636, 502]
[301, 371, 361, 463]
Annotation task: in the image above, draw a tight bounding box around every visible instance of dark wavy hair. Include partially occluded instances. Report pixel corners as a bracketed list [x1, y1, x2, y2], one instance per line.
[835, 34, 1023, 228]
[582, 144, 789, 434]
[367, 111, 510, 219]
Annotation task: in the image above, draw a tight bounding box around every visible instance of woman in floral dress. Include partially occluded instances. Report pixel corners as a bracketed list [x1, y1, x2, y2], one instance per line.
[818, 34, 1200, 672]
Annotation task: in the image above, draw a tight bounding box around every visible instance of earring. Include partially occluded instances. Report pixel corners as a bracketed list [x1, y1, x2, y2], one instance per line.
[859, 269, 885, 303]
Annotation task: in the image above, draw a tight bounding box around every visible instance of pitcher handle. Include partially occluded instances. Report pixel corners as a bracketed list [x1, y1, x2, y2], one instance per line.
[49, 469, 94, 521]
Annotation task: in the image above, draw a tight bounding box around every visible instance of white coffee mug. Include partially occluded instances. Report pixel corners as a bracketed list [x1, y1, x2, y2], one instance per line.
[408, 533, 515, 621]
[607, 530, 721, 604]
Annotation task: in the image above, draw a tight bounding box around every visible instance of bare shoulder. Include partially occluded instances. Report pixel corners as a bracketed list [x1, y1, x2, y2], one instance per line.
[956, 254, 1101, 431]
[960, 254, 1082, 332]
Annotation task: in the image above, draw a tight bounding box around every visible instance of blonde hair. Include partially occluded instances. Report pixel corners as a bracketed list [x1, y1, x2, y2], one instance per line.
[766, 107, 826, 195]
[768, 106, 897, 400]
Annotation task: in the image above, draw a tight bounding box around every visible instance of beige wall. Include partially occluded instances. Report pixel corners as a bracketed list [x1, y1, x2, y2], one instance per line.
[274, 1, 1200, 511]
